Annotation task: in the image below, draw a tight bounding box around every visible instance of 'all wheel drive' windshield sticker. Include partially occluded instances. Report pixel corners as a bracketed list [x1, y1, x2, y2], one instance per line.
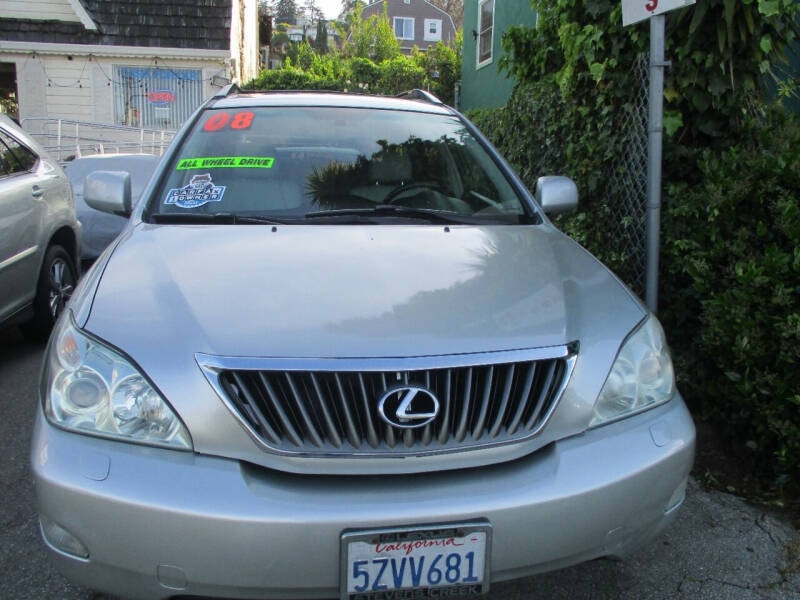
[176, 156, 274, 170]
[164, 174, 226, 208]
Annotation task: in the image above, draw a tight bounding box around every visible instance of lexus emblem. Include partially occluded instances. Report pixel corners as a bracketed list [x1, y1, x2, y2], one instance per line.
[378, 386, 440, 429]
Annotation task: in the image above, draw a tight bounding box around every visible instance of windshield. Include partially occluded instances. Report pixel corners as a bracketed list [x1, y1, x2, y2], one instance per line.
[148, 106, 532, 223]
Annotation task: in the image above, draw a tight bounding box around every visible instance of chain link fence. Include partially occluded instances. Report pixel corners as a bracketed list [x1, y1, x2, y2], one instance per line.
[608, 54, 650, 298]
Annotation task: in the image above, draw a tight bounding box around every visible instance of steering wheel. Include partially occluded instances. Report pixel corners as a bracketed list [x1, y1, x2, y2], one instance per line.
[383, 182, 444, 205]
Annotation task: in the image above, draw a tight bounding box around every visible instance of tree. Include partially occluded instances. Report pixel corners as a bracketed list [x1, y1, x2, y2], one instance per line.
[304, 0, 324, 24]
[339, 0, 365, 19]
[427, 0, 463, 30]
[343, 2, 400, 61]
[315, 19, 329, 53]
[274, 0, 298, 24]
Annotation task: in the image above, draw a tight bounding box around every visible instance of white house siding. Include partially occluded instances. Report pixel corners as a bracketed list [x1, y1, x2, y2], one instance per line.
[0, 49, 229, 156]
[0, 51, 229, 124]
[0, 0, 80, 23]
[40, 55, 94, 122]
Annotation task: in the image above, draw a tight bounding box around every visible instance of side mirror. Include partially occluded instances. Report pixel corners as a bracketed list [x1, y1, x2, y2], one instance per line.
[535, 176, 578, 215]
[84, 171, 132, 217]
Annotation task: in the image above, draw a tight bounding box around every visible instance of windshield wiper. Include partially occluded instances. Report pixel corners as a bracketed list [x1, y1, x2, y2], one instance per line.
[304, 205, 473, 224]
[150, 213, 286, 225]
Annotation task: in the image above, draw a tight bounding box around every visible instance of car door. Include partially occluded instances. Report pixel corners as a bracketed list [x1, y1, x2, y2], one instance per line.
[0, 129, 45, 322]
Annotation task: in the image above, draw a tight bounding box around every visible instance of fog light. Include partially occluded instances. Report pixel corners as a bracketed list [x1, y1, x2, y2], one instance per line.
[39, 515, 89, 559]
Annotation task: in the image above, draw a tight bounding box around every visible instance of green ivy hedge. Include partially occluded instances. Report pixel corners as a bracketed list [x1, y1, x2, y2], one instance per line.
[661, 113, 800, 481]
[469, 101, 800, 488]
[467, 0, 800, 492]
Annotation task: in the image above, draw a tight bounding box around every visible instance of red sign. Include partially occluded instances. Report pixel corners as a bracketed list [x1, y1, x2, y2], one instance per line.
[147, 90, 175, 104]
[203, 111, 255, 132]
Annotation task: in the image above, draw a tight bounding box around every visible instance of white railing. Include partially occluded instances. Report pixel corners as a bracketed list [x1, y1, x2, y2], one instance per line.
[20, 118, 177, 161]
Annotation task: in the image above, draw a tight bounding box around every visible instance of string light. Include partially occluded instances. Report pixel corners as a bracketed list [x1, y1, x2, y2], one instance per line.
[32, 52, 228, 88]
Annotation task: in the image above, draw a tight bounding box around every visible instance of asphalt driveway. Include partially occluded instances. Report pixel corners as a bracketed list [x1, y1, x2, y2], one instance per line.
[1, 326, 798, 600]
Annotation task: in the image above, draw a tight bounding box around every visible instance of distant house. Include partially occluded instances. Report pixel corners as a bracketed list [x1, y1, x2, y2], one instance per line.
[0, 0, 259, 137]
[362, 0, 456, 54]
[460, 0, 537, 111]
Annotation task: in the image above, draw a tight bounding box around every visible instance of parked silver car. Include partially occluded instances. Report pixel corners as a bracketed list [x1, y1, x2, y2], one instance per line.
[0, 114, 80, 338]
[64, 154, 159, 260]
[32, 89, 695, 600]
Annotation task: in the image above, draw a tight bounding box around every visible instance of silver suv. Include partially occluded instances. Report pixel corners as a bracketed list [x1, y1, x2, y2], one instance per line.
[33, 89, 694, 600]
[0, 115, 80, 338]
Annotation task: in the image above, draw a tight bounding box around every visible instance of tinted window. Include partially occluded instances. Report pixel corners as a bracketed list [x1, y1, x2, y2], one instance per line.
[0, 140, 12, 177]
[0, 130, 38, 173]
[151, 106, 527, 221]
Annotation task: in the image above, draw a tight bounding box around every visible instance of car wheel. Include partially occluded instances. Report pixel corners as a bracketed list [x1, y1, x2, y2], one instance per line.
[24, 245, 77, 340]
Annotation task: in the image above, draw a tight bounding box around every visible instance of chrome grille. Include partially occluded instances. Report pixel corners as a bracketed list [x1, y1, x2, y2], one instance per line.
[202, 347, 575, 457]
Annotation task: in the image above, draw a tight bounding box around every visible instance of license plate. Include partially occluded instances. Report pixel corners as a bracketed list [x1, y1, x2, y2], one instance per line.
[341, 522, 491, 600]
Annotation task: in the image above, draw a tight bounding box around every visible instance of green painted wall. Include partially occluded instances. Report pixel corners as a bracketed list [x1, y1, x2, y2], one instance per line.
[460, 1, 537, 111]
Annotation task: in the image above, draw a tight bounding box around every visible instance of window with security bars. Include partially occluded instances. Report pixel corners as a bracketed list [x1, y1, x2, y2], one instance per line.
[113, 66, 204, 130]
[477, 0, 494, 66]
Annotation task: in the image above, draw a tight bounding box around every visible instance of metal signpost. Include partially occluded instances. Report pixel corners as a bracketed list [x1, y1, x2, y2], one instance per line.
[621, 0, 695, 312]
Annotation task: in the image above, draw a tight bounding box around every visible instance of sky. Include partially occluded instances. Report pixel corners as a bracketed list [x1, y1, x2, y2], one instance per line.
[317, 0, 344, 20]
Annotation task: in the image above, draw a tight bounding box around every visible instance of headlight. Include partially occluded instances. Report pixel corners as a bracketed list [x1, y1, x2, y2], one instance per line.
[42, 312, 192, 450]
[589, 315, 675, 427]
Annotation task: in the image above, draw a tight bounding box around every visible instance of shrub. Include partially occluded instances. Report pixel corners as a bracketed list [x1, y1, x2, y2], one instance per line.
[349, 57, 381, 90]
[660, 112, 800, 481]
[466, 0, 800, 489]
[413, 38, 462, 105]
[377, 56, 425, 94]
[471, 95, 800, 488]
[249, 65, 341, 91]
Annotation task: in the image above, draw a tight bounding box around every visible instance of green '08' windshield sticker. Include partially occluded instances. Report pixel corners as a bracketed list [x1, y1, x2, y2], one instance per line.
[176, 156, 274, 170]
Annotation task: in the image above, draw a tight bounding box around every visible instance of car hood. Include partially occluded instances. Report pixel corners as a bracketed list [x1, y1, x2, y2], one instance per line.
[84, 223, 644, 359]
[81, 222, 646, 473]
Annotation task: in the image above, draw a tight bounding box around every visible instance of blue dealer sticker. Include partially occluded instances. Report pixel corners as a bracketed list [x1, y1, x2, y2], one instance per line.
[164, 174, 226, 208]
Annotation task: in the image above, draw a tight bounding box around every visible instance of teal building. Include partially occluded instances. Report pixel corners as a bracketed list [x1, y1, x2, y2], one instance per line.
[459, 0, 537, 111]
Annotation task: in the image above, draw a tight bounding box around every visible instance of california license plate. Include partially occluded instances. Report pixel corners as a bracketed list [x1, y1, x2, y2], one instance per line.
[341, 522, 491, 600]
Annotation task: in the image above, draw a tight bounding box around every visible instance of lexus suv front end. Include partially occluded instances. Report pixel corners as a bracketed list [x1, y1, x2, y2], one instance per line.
[32, 88, 694, 600]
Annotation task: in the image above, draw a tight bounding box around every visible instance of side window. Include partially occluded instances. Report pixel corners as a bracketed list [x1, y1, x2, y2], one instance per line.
[0, 130, 38, 173]
[0, 139, 13, 177]
[477, 0, 494, 67]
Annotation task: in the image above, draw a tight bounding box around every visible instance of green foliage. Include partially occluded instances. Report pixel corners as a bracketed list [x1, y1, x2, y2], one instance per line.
[315, 20, 329, 54]
[274, 0, 298, 23]
[348, 57, 381, 89]
[660, 113, 800, 480]
[342, 1, 401, 62]
[501, 0, 799, 143]
[248, 10, 461, 102]
[293, 40, 315, 70]
[271, 31, 290, 50]
[412, 40, 461, 105]
[469, 0, 800, 487]
[379, 56, 425, 92]
[668, 0, 800, 139]
[251, 1, 462, 101]
[249, 64, 341, 91]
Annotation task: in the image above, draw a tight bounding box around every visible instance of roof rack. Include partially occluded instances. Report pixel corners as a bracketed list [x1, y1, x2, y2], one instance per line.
[213, 83, 240, 98]
[212, 86, 447, 105]
[396, 89, 443, 104]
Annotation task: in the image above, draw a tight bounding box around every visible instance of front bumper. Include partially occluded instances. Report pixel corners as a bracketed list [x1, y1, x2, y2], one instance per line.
[32, 395, 695, 600]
